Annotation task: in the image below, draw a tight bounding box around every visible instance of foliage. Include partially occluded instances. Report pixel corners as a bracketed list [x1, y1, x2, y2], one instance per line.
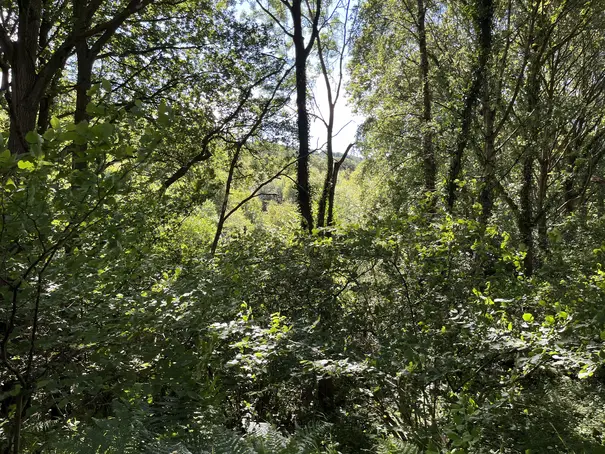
[1, 0, 605, 453]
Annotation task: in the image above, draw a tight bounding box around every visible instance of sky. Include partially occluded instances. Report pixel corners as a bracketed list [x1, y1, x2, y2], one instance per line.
[236, 0, 364, 157]
[309, 72, 363, 157]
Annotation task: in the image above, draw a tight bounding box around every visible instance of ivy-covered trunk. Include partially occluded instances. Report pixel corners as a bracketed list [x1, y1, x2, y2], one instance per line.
[292, 0, 314, 232]
[417, 0, 436, 193]
[446, 0, 494, 210]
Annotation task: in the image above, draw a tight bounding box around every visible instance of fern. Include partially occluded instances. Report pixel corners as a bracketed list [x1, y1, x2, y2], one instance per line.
[47, 409, 335, 454]
[285, 421, 332, 454]
[375, 436, 420, 454]
[200, 428, 255, 454]
[248, 422, 288, 453]
[149, 422, 334, 454]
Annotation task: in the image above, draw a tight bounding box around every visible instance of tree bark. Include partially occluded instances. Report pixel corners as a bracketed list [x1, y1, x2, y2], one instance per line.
[327, 143, 353, 226]
[256, 0, 320, 231]
[519, 53, 542, 277]
[292, 0, 315, 232]
[479, 84, 496, 225]
[519, 155, 534, 276]
[7, 0, 43, 155]
[446, 0, 493, 210]
[417, 0, 436, 193]
[211, 146, 241, 255]
[73, 42, 94, 171]
[518, 5, 550, 277]
[316, 35, 334, 229]
[4, 0, 153, 155]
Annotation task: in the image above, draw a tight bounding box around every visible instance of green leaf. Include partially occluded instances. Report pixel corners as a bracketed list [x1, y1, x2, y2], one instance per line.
[578, 366, 594, 379]
[5, 178, 16, 191]
[99, 122, 114, 140]
[86, 84, 99, 96]
[522, 313, 534, 323]
[25, 131, 40, 144]
[17, 160, 35, 171]
[0, 149, 11, 163]
[101, 79, 112, 92]
[75, 121, 89, 135]
[86, 102, 97, 115]
[43, 129, 55, 141]
[50, 117, 60, 129]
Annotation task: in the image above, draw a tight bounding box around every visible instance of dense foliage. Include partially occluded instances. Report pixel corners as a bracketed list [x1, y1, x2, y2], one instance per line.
[1, 0, 604, 453]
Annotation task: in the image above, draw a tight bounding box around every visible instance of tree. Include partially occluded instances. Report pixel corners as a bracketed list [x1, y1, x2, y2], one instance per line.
[315, 0, 356, 228]
[255, 0, 323, 231]
[0, 0, 154, 156]
[445, 0, 494, 210]
[417, 0, 436, 193]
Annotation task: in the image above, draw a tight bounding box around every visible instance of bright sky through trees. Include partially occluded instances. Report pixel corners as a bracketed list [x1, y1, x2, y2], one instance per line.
[310, 72, 362, 155]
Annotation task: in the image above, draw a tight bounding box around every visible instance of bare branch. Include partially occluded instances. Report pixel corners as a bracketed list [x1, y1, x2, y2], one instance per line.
[256, 0, 294, 38]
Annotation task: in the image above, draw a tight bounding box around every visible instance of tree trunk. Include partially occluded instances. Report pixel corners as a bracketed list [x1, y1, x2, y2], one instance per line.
[292, 1, 314, 232]
[563, 152, 577, 215]
[479, 84, 496, 225]
[519, 156, 534, 276]
[517, 8, 548, 277]
[417, 0, 435, 193]
[316, 35, 334, 229]
[8, 0, 43, 155]
[446, 0, 493, 210]
[37, 10, 55, 134]
[326, 158, 341, 227]
[11, 392, 23, 454]
[326, 143, 353, 226]
[316, 138, 333, 228]
[73, 42, 94, 171]
[212, 146, 241, 255]
[537, 154, 549, 254]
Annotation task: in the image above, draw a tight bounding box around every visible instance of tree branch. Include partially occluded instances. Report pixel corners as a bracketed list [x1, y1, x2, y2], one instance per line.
[256, 0, 294, 38]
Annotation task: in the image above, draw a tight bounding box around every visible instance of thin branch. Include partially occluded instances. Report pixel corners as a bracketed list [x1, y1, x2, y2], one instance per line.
[305, 0, 322, 56]
[222, 150, 318, 225]
[256, 0, 294, 38]
[162, 67, 285, 189]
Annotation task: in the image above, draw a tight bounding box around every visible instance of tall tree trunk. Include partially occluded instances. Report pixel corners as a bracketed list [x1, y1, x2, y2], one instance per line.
[212, 146, 241, 255]
[536, 62, 559, 256]
[73, 42, 94, 171]
[417, 0, 435, 193]
[479, 85, 496, 225]
[75, 48, 93, 127]
[316, 136, 333, 228]
[519, 156, 534, 276]
[8, 0, 43, 155]
[37, 9, 55, 134]
[256, 0, 320, 231]
[37, 75, 59, 134]
[446, 0, 493, 210]
[563, 152, 578, 215]
[562, 120, 582, 216]
[519, 52, 542, 277]
[316, 35, 334, 229]
[11, 393, 24, 454]
[537, 153, 549, 254]
[326, 143, 353, 226]
[292, 1, 314, 232]
[518, 5, 549, 277]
